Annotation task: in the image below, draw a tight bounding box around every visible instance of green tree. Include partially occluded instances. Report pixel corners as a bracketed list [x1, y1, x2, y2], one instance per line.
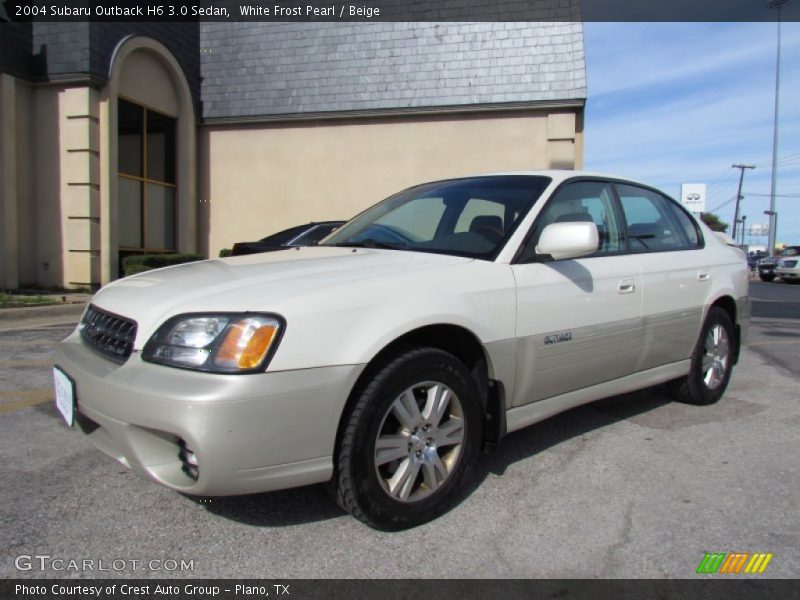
[700, 213, 729, 233]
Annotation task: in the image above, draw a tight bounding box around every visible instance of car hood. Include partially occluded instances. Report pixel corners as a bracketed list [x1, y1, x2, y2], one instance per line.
[92, 247, 471, 344]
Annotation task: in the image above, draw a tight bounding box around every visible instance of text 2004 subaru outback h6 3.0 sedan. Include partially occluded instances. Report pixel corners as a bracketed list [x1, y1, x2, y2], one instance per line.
[54, 172, 750, 530]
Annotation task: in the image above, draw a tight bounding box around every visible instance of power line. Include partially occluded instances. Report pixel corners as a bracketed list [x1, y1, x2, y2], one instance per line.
[706, 167, 738, 188]
[752, 152, 800, 167]
[708, 195, 738, 213]
[706, 179, 741, 203]
[742, 192, 800, 198]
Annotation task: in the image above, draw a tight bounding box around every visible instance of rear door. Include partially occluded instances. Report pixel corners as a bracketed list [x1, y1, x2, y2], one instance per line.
[511, 180, 643, 407]
[614, 183, 709, 371]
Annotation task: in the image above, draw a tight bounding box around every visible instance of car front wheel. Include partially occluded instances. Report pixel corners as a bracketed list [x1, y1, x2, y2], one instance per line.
[333, 347, 483, 530]
[669, 307, 735, 406]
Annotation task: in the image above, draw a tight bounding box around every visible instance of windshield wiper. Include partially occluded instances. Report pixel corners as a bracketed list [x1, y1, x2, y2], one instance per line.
[331, 239, 405, 250]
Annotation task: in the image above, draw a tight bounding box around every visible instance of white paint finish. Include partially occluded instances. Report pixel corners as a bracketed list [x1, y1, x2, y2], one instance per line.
[55, 333, 362, 495]
[92, 246, 518, 372]
[511, 253, 643, 406]
[60, 171, 751, 497]
[536, 221, 599, 260]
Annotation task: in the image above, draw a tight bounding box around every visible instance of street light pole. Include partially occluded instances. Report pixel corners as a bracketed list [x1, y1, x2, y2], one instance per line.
[767, 0, 790, 255]
[764, 210, 778, 252]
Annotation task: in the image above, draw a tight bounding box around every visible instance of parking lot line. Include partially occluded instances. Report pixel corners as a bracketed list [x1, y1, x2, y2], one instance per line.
[0, 388, 52, 414]
[0, 359, 54, 368]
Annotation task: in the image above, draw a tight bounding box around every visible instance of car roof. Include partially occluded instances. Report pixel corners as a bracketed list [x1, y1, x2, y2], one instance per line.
[472, 170, 651, 187]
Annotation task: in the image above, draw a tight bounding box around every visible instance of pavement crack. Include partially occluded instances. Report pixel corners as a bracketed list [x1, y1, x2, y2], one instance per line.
[600, 500, 634, 576]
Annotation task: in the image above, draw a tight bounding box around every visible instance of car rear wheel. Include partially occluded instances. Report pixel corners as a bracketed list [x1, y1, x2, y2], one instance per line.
[333, 347, 483, 530]
[669, 307, 735, 406]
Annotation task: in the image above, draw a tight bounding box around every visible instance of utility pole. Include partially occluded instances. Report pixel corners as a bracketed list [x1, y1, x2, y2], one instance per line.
[731, 164, 755, 240]
[767, 0, 790, 255]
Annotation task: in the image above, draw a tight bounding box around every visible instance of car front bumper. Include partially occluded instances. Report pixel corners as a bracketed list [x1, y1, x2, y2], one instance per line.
[54, 330, 363, 496]
[776, 267, 800, 281]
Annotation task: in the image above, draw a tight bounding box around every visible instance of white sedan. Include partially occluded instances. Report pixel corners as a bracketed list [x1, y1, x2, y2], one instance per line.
[776, 249, 800, 283]
[54, 171, 749, 530]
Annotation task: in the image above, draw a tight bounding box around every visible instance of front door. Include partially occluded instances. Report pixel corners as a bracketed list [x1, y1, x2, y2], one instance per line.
[511, 180, 643, 407]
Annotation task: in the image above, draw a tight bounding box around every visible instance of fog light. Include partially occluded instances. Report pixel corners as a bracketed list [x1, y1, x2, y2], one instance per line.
[178, 440, 199, 480]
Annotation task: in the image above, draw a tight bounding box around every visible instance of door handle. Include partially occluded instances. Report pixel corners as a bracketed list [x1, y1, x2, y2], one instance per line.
[697, 270, 711, 281]
[618, 278, 636, 294]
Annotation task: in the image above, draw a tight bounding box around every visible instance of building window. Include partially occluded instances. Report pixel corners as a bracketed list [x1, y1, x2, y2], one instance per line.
[118, 98, 176, 252]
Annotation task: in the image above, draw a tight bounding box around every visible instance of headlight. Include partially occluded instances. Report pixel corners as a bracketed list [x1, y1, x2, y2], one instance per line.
[142, 313, 284, 373]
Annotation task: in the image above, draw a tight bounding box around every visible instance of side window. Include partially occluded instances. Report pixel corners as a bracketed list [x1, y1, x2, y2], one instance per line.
[667, 201, 704, 248]
[616, 184, 694, 252]
[520, 181, 624, 261]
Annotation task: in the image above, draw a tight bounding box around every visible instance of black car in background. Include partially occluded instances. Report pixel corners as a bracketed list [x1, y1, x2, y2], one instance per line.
[231, 221, 345, 256]
[758, 246, 800, 282]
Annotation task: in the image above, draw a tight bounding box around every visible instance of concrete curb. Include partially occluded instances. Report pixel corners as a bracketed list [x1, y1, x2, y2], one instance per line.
[0, 302, 87, 322]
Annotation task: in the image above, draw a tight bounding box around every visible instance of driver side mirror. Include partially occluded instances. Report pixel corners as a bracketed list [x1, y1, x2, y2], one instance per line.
[535, 221, 599, 260]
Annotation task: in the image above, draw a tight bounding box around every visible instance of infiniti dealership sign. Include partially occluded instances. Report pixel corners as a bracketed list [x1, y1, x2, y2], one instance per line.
[681, 183, 707, 213]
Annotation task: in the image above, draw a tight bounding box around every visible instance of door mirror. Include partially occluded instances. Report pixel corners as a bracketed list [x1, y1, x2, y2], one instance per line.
[535, 222, 599, 260]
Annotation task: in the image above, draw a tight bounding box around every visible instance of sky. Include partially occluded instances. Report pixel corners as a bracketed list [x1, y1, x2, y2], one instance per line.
[582, 22, 800, 248]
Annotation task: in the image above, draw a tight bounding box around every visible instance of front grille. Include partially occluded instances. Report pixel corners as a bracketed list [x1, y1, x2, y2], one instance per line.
[781, 260, 797, 268]
[79, 305, 137, 362]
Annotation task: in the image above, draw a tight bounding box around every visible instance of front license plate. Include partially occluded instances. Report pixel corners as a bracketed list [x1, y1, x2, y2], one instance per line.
[53, 366, 76, 427]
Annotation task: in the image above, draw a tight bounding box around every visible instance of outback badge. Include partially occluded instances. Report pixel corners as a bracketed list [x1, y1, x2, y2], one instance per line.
[544, 331, 573, 345]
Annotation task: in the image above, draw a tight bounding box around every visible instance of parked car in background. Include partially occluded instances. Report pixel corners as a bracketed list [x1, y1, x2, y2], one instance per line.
[776, 246, 800, 284]
[231, 221, 344, 256]
[55, 172, 749, 530]
[759, 246, 800, 282]
[758, 255, 779, 281]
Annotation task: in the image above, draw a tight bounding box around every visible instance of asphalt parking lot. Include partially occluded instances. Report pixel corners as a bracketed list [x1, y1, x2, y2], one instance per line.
[1, 281, 798, 579]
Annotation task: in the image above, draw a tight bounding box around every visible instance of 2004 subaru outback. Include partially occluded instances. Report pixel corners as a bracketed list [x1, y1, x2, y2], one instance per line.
[54, 172, 750, 530]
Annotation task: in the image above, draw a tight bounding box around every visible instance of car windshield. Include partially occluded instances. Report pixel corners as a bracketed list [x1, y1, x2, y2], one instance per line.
[321, 176, 551, 259]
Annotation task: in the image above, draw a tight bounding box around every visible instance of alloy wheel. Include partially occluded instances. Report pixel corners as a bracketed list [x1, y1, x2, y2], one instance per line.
[373, 381, 465, 503]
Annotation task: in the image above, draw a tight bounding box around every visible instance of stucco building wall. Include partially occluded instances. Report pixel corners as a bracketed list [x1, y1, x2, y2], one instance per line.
[1, 20, 585, 289]
[200, 107, 583, 256]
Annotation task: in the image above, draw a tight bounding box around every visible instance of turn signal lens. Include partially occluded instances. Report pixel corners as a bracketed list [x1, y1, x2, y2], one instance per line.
[212, 317, 279, 370]
[143, 313, 284, 373]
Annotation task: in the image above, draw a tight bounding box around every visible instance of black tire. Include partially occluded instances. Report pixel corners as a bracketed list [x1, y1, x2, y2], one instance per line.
[759, 274, 775, 282]
[333, 347, 483, 530]
[669, 307, 735, 406]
